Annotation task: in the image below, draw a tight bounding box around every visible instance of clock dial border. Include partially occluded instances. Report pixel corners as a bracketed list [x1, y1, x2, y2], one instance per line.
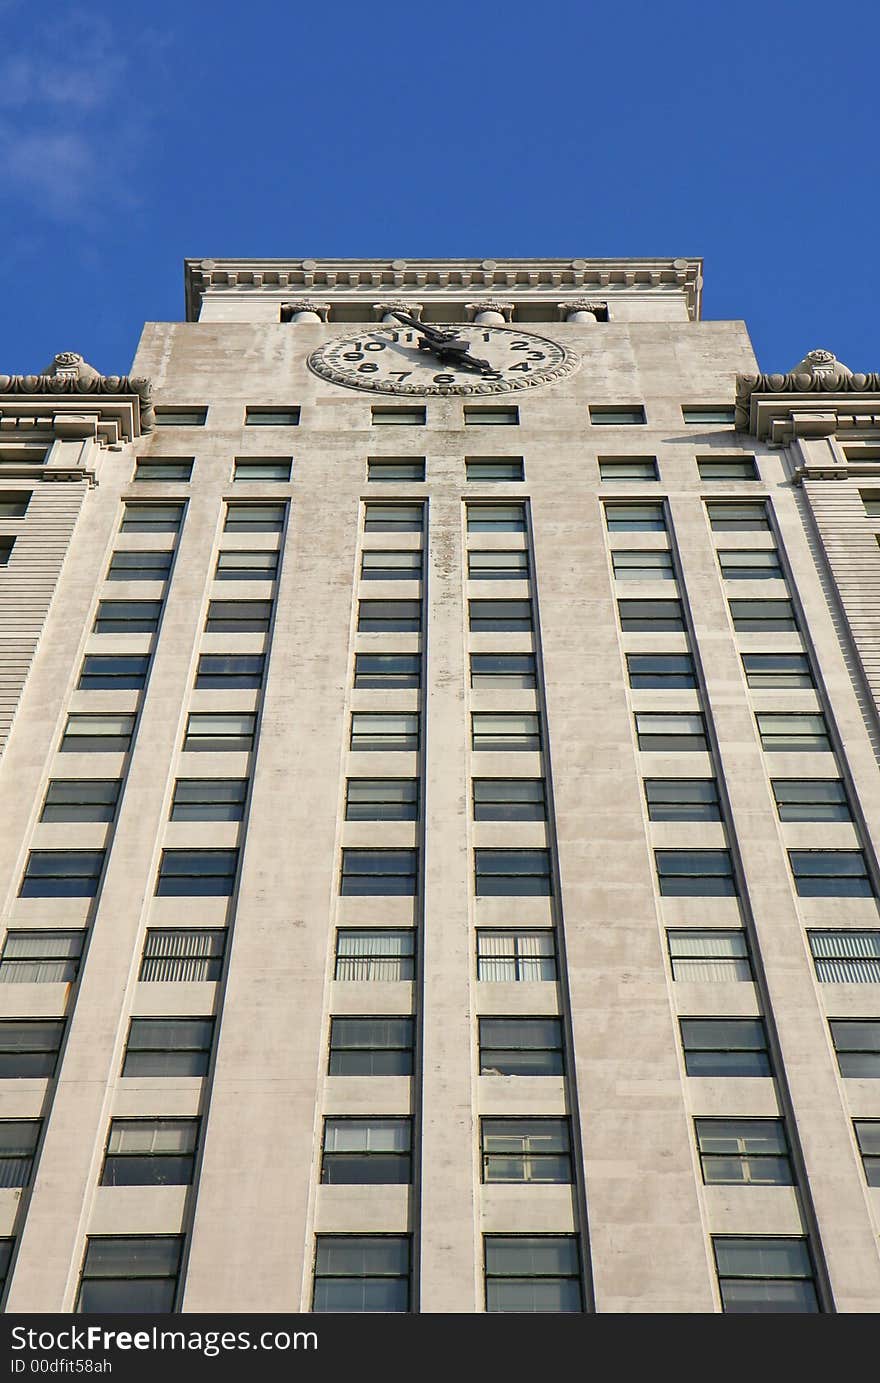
[307, 324, 580, 396]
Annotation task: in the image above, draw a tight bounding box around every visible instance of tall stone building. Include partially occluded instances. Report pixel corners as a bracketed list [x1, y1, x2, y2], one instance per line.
[0, 258, 879, 1314]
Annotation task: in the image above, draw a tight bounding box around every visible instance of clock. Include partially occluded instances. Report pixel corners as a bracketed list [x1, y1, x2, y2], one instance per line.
[307, 322, 579, 396]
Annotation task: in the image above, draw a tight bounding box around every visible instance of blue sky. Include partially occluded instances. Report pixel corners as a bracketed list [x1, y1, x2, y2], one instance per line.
[0, 0, 877, 378]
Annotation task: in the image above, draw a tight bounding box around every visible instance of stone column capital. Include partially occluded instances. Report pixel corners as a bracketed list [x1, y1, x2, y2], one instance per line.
[281, 301, 331, 323]
[465, 300, 514, 324]
[558, 300, 608, 322]
[373, 301, 423, 322]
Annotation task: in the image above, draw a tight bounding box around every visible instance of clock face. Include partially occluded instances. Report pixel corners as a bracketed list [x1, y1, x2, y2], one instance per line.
[308, 324, 578, 395]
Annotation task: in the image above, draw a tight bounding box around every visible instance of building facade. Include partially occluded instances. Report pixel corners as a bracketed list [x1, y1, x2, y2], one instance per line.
[0, 258, 879, 1313]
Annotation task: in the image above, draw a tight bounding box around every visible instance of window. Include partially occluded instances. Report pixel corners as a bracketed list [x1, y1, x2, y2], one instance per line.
[475, 849, 552, 897]
[854, 1122, 880, 1185]
[470, 653, 536, 687]
[0, 1240, 13, 1298]
[598, 457, 657, 480]
[680, 1018, 771, 1076]
[756, 713, 831, 752]
[683, 406, 735, 425]
[313, 1236, 410, 1313]
[590, 405, 646, 426]
[707, 502, 769, 532]
[772, 779, 850, 822]
[363, 503, 423, 533]
[473, 779, 546, 821]
[360, 550, 422, 581]
[627, 653, 696, 688]
[464, 406, 518, 425]
[0, 931, 84, 984]
[0, 1020, 64, 1077]
[345, 779, 418, 821]
[170, 778, 247, 822]
[334, 931, 415, 981]
[233, 459, 291, 482]
[712, 1237, 819, 1314]
[789, 850, 873, 897]
[696, 1119, 792, 1185]
[469, 599, 532, 633]
[122, 1018, 214, 1077]
[224, 502, 286, 533]
[215, 550, 278, 580]
[340, 849, 418, 896]
[479, 1018, 564, 1075]
[667, 930, 751, 981]
[353, 654, 420, 689]
[477, 930, 557, 980]
[204, 599, 272, 633]
[60, 714, 135, 753]
[697, 457, 758, 480]
[466, 503, 526, 533]
[101, 1119, 199, 1187]
[604, 502, 665, 531]
[0, 491, 30, 518]
[134, 458, 193, 482]
[183, 713, 256, 753]
[350, 712, 419, 751]
[321, 1119, 411, 1184]
[195, 653, 265, 689]
[618, 600, 685, 632]
[645, 778, 720, 821]
[77, 655, 149, 691]
[472, 713, 541, 751]
[636, 712, 707, 751]
[655, 849, 736, 896]
[155, 407, 206, 426]
[832, 1020, 880, 1076]
[742, 653, 813, 688]
[120, 503, 183, 533]
[244, 406, 300, 426]
[371, 406, 425, 426]
[76, 1237, 183, 1314]
[612, 550, 675, 580]
[328, 1017, 414, 1076]
[155, 849, 238, 897]
[0, 1121, 41, 1188]
[468, 549, 529, 580]
[357, 599, 421, 633]
[481, 1119, 571, 1183]
[809, 932, 880, 983]
[0, 536, 14, 565]
[366, 458, 425, 482]
[41, 779, 120, 823]
[484, 1236, 582, 1313]
[862, 492, 880, 518]
[466, 458, 524, 481]
[719, 550, 783, 580]
[93, 600, 162, 634]
[729, 599, 797, 632]
[107, 550, 172, 581]
[20, 850, 104, 898]
[139, 929, 226, 982]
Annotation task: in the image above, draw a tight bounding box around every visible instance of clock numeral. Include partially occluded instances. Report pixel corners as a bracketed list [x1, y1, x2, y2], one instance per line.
[481, 332, 492, 342]
[343, 351, 364, 361]
[389, 331, 417, 343]
[363, 342, 386, 352]
[433, 373, 456, 384]
[508, 362, 532, 373]
[525, 351, 545, 361]
[510, 342, 533, 351]
[357, 363, 380, 373]
[389, 372, 412, 382]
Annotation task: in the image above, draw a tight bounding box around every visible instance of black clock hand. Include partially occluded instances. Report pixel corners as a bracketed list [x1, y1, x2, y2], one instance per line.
[389, 311, 495, 376]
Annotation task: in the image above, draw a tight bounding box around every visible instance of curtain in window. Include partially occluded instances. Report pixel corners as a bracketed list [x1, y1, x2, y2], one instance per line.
[140, 931, 223, 982]
[810, 931, 880, 983]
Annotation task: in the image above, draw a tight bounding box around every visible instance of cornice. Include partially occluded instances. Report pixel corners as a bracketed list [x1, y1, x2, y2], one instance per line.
[0, 353, 154, 439]
[736, 349, 880, 442]
[184, 257, 703, 322]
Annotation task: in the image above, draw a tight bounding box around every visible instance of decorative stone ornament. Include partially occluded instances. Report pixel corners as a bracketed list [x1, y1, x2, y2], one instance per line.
[373, 302, 424, 323]
[735, 349, 880, 434]
[0, 356, 154, 432]
[464, 300, 514, 325]
[558, 300, 608, 323]
[280, 301, 331, 323]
